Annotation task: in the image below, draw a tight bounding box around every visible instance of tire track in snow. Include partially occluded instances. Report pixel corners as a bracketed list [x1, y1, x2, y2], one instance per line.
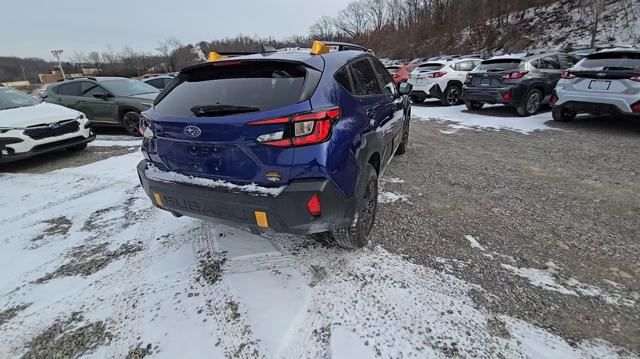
[192, 221, 265, 359]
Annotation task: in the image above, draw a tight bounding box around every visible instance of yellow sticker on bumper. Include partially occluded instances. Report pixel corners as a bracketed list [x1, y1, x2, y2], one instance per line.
[153, 193, 164, 207]
[255, 211, 268, 228]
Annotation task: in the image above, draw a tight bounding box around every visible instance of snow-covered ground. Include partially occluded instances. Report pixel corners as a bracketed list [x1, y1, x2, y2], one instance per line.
[412, 101, 554, 134]
[0, 138, 635, 358]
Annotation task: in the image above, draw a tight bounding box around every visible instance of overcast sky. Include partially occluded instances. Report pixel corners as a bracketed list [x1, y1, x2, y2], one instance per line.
[2, 0, 348, 60]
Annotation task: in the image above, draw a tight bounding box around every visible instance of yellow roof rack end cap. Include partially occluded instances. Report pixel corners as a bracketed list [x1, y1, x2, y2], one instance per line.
[208, 51, 227, 62]
[311, 41, 330, 55]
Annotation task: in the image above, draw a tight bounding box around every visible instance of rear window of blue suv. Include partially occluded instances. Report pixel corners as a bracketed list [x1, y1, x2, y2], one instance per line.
[154, 62, 313, 117]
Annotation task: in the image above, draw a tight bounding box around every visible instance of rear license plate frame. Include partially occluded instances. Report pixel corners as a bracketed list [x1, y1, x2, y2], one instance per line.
[588, 80, 611, 91]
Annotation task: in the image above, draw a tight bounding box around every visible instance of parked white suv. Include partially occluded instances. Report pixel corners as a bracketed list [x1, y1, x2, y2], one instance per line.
[408, 58, 482, 105]
[552, 48, 640, 121]
[0, 87, 94, 164]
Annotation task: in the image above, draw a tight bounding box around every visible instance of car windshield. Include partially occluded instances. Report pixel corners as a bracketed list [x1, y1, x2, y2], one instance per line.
[416, 63, 444, 72]
[0, 87, 40, 110]
[477, 59, 522, 72]
[100, 79, 159, 97]
[155, 61, 308, 117]
[577, 51, 640, 70]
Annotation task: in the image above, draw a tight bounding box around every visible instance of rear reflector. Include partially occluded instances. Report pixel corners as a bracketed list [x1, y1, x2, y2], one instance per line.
[550, 94, 558, 105]
[153, 193, 164, 207]
[502, 92, 512, 101]
[631, 101, 640, 113]
[255, 211, 269, 228]
[631, 72, 640, 82]
[307, 194, 321, 217]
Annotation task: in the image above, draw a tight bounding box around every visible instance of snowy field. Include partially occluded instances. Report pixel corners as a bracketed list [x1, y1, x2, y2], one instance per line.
[0, 106, 636, 358]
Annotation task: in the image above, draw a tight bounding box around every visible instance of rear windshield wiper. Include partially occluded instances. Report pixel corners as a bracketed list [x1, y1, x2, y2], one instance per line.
[190, 105, 261, 117]
[602, 66, 635, 71]
[486, 68, 505, 72]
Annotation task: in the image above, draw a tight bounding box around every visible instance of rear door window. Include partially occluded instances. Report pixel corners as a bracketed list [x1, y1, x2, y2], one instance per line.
[154, 62, 308, 116]
[578, 51, 640, 70]
[335, 67, 353, 93]
[350, 58, 382, 96]
[146, 78, 164, 89]
[477, 59, 522, 72]
[558, 54, 579, 69]
[57, 82, 82, 96]
[370, 59, 397, 96]
[537, 55, 561, 70]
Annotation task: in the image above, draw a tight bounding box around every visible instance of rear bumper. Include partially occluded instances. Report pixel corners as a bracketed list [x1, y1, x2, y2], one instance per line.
[462, 85, 527, 106]
[555, 101, 640, 117]
[410, 82, 444, 99]
[0, 134, 95, 164]
[137, 160, 356, 235]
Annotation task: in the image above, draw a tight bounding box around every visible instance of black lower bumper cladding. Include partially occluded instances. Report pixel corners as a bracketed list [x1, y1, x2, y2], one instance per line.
[137, 160, 356, 235]
[0, 135, 95, 164]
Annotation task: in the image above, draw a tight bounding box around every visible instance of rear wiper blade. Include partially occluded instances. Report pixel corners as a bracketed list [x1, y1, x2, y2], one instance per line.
[487, 68, 504, 72]
[602, 66, 634, 71]
[190, 105, 261, 117]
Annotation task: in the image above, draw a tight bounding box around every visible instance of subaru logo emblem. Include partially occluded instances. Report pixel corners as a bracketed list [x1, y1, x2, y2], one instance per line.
[48, 122, 60, 129]
[183, 125, 202, 138]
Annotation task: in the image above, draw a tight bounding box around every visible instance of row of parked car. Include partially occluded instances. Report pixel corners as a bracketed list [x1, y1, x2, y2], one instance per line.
[387, 48, 640, 120]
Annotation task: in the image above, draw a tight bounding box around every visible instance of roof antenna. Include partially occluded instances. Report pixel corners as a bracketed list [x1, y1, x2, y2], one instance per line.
[260, 44, 277, 54]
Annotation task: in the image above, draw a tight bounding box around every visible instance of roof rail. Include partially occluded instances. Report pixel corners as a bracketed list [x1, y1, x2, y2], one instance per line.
[310, 40, 372, 55]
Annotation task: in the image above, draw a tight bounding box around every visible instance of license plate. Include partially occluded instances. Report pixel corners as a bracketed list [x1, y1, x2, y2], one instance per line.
[481, 79, 492, 86]
[416, 78, 423, 84]
[588, 80, 611, 90]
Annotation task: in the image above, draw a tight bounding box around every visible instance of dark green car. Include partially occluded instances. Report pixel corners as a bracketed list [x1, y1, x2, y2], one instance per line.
[45, 77, 159, 135]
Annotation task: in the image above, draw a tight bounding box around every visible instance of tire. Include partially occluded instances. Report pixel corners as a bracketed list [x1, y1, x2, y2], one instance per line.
[441, 84, 462, 106]
[465, 101, 484, 111]
[121, 110, 142, 136]
[395, 112, 410, 155]
[552, 106, 577, 122]
[516, 89, 543, 117]
[410, 95, 425, 104]
[66, 143, 88, 151]
[332, 164, 378, 249]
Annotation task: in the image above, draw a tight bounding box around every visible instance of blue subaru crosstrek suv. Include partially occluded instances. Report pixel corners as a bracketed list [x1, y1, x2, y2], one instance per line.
[137, 41, 413, 249]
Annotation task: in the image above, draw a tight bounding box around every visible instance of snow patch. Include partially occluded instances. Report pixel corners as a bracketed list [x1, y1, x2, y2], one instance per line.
[501, 264, 636, 307]
[412, 102, 553, 134]
[378, 191, 409, 203]
[464, 235, 486, 251]
[89, 140, 141, 147]
[145, 165, 284, 196]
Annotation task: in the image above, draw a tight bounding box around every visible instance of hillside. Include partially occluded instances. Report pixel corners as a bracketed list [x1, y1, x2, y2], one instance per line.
[458, 0, 640, 53]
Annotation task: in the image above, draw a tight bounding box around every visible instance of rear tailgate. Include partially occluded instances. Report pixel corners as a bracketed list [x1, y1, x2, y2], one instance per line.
[147, 60, 321, 187]
[467, 58, 523, 88]
[569, 51, 640, 94]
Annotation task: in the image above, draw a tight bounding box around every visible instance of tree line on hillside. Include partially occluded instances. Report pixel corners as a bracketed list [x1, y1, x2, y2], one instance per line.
[0, 0, 629, 83]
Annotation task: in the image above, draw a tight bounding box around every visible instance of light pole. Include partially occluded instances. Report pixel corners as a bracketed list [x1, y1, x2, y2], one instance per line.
[51, 49, 66, 80]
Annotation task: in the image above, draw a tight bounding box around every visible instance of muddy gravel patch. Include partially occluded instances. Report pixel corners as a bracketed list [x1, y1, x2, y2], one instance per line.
[195, 251, 227, 285]
[126, 342, 153, 359]
[0, 303, 31, 328]
[21, 312, 113, 359]
[32, 216, 72, 244]
[34, 242, 144, 284]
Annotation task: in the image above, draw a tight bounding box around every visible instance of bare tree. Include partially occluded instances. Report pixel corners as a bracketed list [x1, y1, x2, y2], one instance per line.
[71, 51, 86, 72]
[366, 0, 387, 31]
[336, 1, 372, 38]
[589, 0, 606, 47]
[309, 16, 337, 39]
[87, 51, 102, 74]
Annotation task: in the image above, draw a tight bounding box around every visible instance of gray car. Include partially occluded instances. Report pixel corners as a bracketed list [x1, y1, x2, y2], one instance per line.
[45, 77, 159, 135]
[552, 48, 640, 122]
[142, 75, 175, 91]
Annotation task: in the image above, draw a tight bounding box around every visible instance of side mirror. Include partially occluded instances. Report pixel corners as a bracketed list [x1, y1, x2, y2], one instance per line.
[398, 82, 412, 95]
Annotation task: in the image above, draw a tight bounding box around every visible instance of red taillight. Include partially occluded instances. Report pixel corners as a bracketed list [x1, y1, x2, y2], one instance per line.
[550, 94, 558, 105]
[561, 71, 576, 79]
[250, 108, 341, 147]
[631, 72, 640, 82]
[502, 71, 529, 79]
[631, 101, 640, 113]
[428, 71, 447, 78]
[307, 194, 321, 217]
[502, 92, 512, 101]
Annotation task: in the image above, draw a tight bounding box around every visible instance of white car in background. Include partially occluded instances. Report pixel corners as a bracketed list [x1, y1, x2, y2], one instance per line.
[0, 87, 94, 164]
[408, 58, 482, 105]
